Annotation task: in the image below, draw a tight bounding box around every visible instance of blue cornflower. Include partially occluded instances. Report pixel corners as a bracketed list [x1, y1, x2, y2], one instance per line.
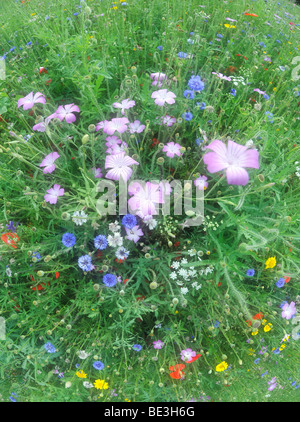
[182, 112, 193, 121]
[78, 255, 94, 272]
[44, 342, 56, 353]
[196, 139, 204, 146]
[246, 269, 255, 276]
[33, 251, 41, 261]
[94, 235, 108, 250]
[9, 392, 18, 402]
[273, 348, 280, 354]
[75, 363, 81, 368]
[212, 320, 220, 328]
[259, 42, 266, 48]
[276, 40, 281, 44]
[93, 361, 105, 370]
[177, 52, 188, 58]
[157, 46, 163, 51]
[217, 34, 223, 38]
[10, 47, 15, 52]
[103, 273, 117, 287]
[265, 111, 274, 123]
[254, 358, 260, 364]
[197, 101, 206, 110]
[62, 233, 76, 248]
[26, 41, 32, 46]
[263, 94, 270, 100]
[190, 32, 194, 36]
[132, 344, 142, 351]
[122, 214, 137, 229]
[183, 89, 195, 99]
[230, 88, 236, 96]
[188, 75, 204, 91]
[276, 278, 285, 288]
[6, 221, 18, 233]
[73, 12, 79, 16]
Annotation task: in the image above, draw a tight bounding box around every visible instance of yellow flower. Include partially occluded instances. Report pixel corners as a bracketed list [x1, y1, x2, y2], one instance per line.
[216, 361, 228, 372]
[279, 344, 286, 351]
[76, 370, 87, 378]
[265, 257, 276, 269]
[264, 323, 272, 332]
[224, 24, 236, 28]
[261, 319, 267, 326]
[94, 379, 109, 390]
[248, 348, 255, 356]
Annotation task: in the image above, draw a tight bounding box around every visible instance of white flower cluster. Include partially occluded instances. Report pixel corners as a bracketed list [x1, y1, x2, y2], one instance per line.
[72, 210, 88, 226]
[295, 161, 300, 179]
[170, 253, 214, 295]
[107, 221, 129, 260]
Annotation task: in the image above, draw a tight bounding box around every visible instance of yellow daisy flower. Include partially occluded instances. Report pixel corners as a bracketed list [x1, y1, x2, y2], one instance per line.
[216, 361, 228, 372]
[251, 329, 259, 336]
[264, 323, 272, 332]
[76, 370, 87, 378]
[265, 257, 276, 269]
[94, 379, 109, 390]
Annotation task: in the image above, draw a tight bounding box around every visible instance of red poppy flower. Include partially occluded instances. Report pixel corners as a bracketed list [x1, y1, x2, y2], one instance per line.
[253, 312, 263, 320]
[39, 67, 47, 74]
[123, 278, 129, 284]
[46, 79, 52, 85]
[284, 277, 291, 283]
[136, 295, 146, 301]
[32, 282, 50, 291]
[55, 272, 60, 279]
[1, 232, 19, 249]
[186, 354, 201, 363]
[244, 13, 258, 17]
[174, 242, 180, 247]
[169, 363, 185, 379]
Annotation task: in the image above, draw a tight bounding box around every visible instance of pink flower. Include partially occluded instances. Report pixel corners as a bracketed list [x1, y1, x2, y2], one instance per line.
[281, 302, 296, 320]
[54, 104, 80, 123]
[90, 167, 103, 178]
[151, 89, 176, 106]
[128, 182, 164, 217]
[225, 17, 237, 22]
[103, 118, 129, 135]
[128, 120, 145, 134]
[180, 348, 196, 362]
[96, 121, 106, 131]
[194, 175, 208, 190]
[33, 114, 56, 132]
[125, 225, 144, 243]
[203, 139, 259, 186]
[17, 91, 46, 110]
[212, 72, 232, 81]
[253, 88, 266, 95]
[39, 152, 60, 174]
[150, 72, 166, 88]
[112, 98, 135, 115]
[105, 136, 122, 148]
[106, 142, 128, 155]
[162, 142, 182, 158]
[160, 115, 176, 126]
[153, 340, 164, 349]
[105, 152, 139, 182]
[44, 184, 64, 204]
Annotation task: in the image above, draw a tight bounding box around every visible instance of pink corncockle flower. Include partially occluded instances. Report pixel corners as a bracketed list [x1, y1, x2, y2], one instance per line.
[128, 182, 164, 217]
[253, 88, 266, 95]
[17, 91, 46, 110]
[281, 302, 296, 320]
[54, 104, 80, 123]
[159, 181, 172, 195]
[105, 136, 122, 148]
[268, 383, 277, 392]
[151, 89, 176, 106]
[162, 142, 182, 158]
[194, 175, 208, 190]
[32, 114, 56, 132]
[112, 98, 135, 115]
[203, 139, 259, 186]
[106, 141, 128, 155]
[160, 115, 176, 126]
[96, 121, 106, 131]
[90, 167, 103, 178]
[128, 120, 145, 134]
[153, 340, 164, 349]
[180, 348, 196, 362]
[44, 184, 64, 204]
[39, 152, 60, 174]
[212, 72, 232, 81]
[125, 225, 144, 243]
[150, 72, 166, 88]
[225, 17, 237, 22]
[105, 152, 139, 182]
[103, 118, 129, 135]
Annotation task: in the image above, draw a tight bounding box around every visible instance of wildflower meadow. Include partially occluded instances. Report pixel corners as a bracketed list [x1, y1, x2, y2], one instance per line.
[0, 0, 300, 404]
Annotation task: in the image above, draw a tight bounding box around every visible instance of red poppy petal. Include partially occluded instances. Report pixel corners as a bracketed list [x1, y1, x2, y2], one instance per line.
[186, 354, 201, 363]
